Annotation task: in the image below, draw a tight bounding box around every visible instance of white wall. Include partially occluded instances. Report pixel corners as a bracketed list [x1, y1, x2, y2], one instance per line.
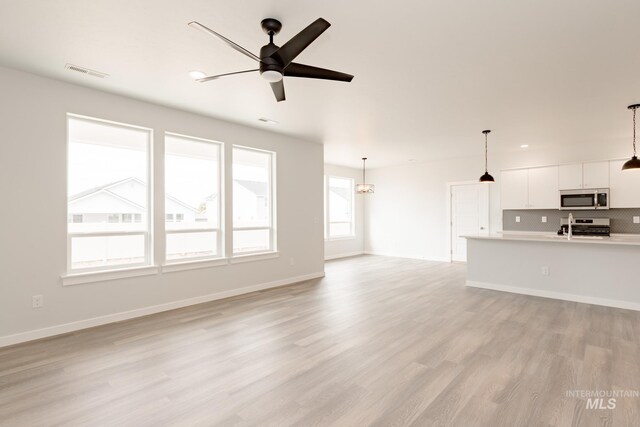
[0, 66, 324, 344]
[365, 142, 633, 262]
[324, 164, 365, 259]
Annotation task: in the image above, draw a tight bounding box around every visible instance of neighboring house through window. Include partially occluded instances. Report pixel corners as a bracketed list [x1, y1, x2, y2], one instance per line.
[67, 115, 152, 272]
[164, 133, 222, 262]
[232, 146, 276, 254]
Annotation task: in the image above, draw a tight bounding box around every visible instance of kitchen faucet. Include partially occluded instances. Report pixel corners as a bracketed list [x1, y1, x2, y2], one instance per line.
[567, 213, 574, 241]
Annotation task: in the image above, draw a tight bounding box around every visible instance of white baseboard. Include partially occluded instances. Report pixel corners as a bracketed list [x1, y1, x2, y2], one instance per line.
[466, 280, 640, 312]
[364, 251, 450, 263]
[0, 272, 325, 348]
[324, 251, 364, 260]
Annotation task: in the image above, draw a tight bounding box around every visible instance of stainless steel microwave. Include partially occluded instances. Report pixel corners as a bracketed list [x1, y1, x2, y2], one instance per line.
[559, 188, 609, 210]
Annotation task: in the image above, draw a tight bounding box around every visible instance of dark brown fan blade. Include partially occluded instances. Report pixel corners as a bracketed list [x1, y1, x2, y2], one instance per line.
[272, 18, 331, 66]
[270, 80, 285, 102]
[197, 69, 259, 82]
[188, 21, 261, 62]
[284, 63, 354, 82]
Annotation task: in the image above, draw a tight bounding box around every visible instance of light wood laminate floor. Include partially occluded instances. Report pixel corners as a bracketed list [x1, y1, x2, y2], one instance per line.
[1, 256, 640, 426]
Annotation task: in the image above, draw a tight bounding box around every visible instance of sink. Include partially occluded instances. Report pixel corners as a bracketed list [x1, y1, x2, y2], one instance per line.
[551, 235, 605, 240]
[545, 235, 605, 240]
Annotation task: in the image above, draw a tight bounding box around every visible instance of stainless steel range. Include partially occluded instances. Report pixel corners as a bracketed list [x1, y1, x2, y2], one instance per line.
[557, 217, 610, 237]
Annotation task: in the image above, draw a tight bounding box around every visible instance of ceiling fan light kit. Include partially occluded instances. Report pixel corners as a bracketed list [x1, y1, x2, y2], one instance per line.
[188, 17, 354, 102]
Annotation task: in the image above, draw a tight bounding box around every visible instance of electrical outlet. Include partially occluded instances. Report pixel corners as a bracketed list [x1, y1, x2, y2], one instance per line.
[515, 216, 521, 223]
[32, 295, 44, 309]
[541, 216, 547, 223]
[289, 258, 295, 266]
[541, 266, 550, 276]
[634, 216, 640, 224]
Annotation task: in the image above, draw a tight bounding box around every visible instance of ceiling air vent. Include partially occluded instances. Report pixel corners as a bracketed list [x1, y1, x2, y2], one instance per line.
[65, 63, 109, 79]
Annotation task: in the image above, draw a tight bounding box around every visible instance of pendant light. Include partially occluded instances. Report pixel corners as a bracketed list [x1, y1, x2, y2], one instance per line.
[479, 130, 495, 183]
[622, 104, 640, 171]
[356, 157, 375, 193]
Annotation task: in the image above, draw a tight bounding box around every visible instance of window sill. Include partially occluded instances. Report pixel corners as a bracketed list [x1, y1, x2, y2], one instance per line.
[162, 258, 229, 273]
[61, 265, 159, 286]
[230, 251, 280, 264]
[325, 235, 357, 242]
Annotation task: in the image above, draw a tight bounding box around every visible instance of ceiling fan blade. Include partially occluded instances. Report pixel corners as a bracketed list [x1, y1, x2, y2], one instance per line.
[284, 63, 354, 82]
[270, 80, 286, 102]
[272, 18, 331, 66]
[197, 69, 259, 83]
[188, 21, 261, 62]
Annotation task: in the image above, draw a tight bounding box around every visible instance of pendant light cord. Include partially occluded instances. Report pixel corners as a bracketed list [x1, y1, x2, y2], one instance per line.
[362, 158, 366, 183]
[634, 107, 637, 157]
[484, 133, 488, 173]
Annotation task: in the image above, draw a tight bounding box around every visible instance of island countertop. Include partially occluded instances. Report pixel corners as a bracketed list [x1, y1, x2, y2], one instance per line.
[463, 232, 640, 246]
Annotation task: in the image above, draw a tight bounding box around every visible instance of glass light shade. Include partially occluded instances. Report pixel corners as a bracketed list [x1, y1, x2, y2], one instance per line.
[479, 172, 495, 183]
[261, 70, 283, 82]
[622, 156, 640, 171]
[356, 183, 375, 193]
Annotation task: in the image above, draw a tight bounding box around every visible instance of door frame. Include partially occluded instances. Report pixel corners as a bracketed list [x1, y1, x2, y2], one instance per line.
[446, 181, 490, 263]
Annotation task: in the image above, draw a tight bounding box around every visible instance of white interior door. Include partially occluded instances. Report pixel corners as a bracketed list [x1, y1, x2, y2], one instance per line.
[451, 183, 489, 262]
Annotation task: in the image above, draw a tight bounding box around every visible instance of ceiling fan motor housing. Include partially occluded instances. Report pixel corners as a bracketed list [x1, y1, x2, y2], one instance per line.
[259, 43, 283, 76]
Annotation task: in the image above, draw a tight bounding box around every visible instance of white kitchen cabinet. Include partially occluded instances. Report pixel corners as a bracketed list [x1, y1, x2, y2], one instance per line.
[610, 159, 640, 208]
[501, 166, 558, 210]
[558, 163, 583, 190]
[501, 169, 529, 209]
[582, 161, 609, 189]
[559, 161, 610, 190]
[528, 166, 559, 209]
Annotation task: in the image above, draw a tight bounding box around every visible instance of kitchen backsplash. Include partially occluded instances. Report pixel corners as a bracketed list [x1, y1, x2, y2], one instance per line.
[503, 208, 640, 234]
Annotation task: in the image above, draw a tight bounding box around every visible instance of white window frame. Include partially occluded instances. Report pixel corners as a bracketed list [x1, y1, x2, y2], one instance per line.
[232, 145, 277, 256]
[66, 114, 153, 274]
[325, 175, 356, 240]
[164, 132, 224, 264]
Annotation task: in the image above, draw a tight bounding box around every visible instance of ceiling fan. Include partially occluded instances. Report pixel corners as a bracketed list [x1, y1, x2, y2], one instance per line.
[188, 17, 354, 102]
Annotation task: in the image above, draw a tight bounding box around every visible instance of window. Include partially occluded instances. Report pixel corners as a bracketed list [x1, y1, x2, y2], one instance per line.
[325, 176, 355, 238]
[165, 133, 222, 262]
[233, 146, 275, 254]
[67, 115, 151, 272]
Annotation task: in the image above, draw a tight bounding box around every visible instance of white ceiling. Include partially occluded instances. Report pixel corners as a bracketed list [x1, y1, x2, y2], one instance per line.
[1, 0, 639, 168]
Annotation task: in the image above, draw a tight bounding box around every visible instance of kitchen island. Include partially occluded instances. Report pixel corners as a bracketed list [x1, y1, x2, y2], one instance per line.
[464, 233, 640, 311]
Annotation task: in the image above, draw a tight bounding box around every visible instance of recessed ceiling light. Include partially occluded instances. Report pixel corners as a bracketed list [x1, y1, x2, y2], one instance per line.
[520, 144, 529, 148]
[258, 117, 279, 124]
[189, 70, 206, 80]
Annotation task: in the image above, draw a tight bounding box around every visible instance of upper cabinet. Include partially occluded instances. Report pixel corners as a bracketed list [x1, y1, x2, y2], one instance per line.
[610, 160, 640, 208]
[583, 161, 610, 189]
[529, 166, 559, 209]
[501, 166, 558, 210]
[558, 163, 583, 190]
[559, 161, 609, 190]
[501, 169, 529, 209]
